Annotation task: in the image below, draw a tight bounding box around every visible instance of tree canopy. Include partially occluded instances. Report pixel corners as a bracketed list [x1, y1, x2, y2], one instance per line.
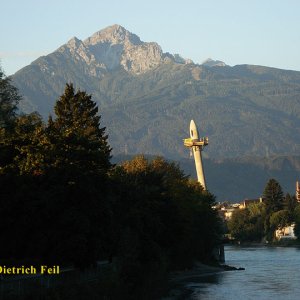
[0, 81, 222, 299]
[263, 178, 284, 213]
[228, 179, 300, 243]
[48, 83, 112, 175]
[228, 203, 264, 242]
[0, 66, 21, 129]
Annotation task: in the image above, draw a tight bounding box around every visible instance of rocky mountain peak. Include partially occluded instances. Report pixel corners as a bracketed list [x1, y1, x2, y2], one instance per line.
[80, 24, 174, 74]
[66, 36, 82, 48]
[40, 25, 195, 75]
[84, 24, 142, 46]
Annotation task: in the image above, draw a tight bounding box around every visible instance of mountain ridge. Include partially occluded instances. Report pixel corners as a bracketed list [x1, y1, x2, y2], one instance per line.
[52, 24, 193, 76]
[12, 24, 300, 161]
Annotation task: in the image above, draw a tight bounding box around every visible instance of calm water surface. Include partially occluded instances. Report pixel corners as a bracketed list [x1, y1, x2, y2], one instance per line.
[185, 245, 300, 300]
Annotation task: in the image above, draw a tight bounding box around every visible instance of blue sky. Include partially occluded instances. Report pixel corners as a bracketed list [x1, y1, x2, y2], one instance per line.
[1, 0, 300, 75]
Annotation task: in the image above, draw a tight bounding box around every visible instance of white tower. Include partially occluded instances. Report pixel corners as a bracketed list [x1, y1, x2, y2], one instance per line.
[183, 120, 208, 190]
[296, 181, 300, 202]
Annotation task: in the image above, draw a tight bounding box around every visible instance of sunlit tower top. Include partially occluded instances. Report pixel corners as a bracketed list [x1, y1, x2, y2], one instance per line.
[296, 181, 300, 202]
[183, 120, 208, 190]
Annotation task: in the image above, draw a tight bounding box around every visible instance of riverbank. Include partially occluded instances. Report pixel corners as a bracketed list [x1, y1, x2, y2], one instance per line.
[162, 262, 244, 299]
[229, 239, 300, 247]
[180, 245, 300, 299]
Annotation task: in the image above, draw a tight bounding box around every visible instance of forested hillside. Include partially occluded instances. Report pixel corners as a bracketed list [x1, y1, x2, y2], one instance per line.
[12, 25, 300, 160]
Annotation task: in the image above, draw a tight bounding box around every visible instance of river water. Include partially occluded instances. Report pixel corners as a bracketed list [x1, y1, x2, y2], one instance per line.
[183, 245, 300, 300]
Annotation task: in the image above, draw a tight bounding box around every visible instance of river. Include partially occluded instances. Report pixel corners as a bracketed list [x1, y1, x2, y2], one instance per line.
[180, 245, 300, 299]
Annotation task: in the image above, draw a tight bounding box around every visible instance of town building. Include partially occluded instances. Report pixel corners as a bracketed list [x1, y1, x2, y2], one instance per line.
[239, 197, 264, 209]
[275, 223, 297, 240]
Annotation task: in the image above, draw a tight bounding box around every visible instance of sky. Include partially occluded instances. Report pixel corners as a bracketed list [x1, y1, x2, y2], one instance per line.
[1, 0, 300, 75]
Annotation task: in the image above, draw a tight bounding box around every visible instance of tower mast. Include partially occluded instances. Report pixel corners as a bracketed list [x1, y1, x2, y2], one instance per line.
[183, 120, 208, 190]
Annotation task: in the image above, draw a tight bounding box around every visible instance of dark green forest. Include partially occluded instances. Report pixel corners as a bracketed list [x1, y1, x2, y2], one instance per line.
[0, 68, 222, 299]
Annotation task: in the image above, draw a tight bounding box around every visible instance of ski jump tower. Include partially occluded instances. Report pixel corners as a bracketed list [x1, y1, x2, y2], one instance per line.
[183, 120, 208, 190]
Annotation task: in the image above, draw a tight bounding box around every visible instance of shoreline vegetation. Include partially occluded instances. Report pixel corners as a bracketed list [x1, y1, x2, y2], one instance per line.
[0, 73, 223, 299]
[226, 178, 300, 245]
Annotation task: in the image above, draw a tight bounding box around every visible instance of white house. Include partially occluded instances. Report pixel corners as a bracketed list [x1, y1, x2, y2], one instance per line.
[275, 223, 297, 240]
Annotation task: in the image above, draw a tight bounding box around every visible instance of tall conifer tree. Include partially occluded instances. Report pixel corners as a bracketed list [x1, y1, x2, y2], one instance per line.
[48, 83, 111, 176]
[263, 178, 284, 239]
[263, 178, 284, 213]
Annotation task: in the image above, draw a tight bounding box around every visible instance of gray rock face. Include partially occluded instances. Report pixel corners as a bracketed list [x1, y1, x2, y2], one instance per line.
[202, 58, 226, 67]
[54, 24, 192, 75]
[84, 24, 142, 46]
[61, 37, 97, 66]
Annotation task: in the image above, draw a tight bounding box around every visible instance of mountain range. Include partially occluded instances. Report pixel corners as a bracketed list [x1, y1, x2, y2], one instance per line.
[11, 24, 300, 200]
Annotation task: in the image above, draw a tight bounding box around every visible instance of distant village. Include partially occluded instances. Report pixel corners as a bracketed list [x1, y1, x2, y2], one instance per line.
[213, 197, 265, 221]
[214, 181, 300, 241]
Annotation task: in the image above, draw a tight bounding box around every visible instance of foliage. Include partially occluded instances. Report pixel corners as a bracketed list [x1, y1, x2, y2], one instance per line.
[0, 66, 21, 129]
[48, 83, 112, 175]
[248, 202, 266, 217]
[106, 155, 222, 297]
[2, 113, 45, 174]
[293, 204, 300, 239]
[0, 83, 222, 299]
[228, 205, 264, 242]
[0, 65, 23, 174]
[262, 178, 285, 240]
[227, 179, 300, 242]
[263, 178, 284, 213]
[284, 193, 298, 221]
[0, 83, 113, 268]
[118, 156, 221, 256]
[269, 210, 290, 230]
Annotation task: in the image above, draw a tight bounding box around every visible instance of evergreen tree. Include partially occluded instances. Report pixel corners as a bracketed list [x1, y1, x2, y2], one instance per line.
[263, 178, 284, 240]
[284, 193, 297, 219]
[48, 83, 111, 176]
[0, 66, 21, 129]
[10, 113, 46, 175]
[263, 178, 284, 213]
[0, 66, 22, 173]
[0, 84, 114, 267]
[41, 84, 113, 266]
